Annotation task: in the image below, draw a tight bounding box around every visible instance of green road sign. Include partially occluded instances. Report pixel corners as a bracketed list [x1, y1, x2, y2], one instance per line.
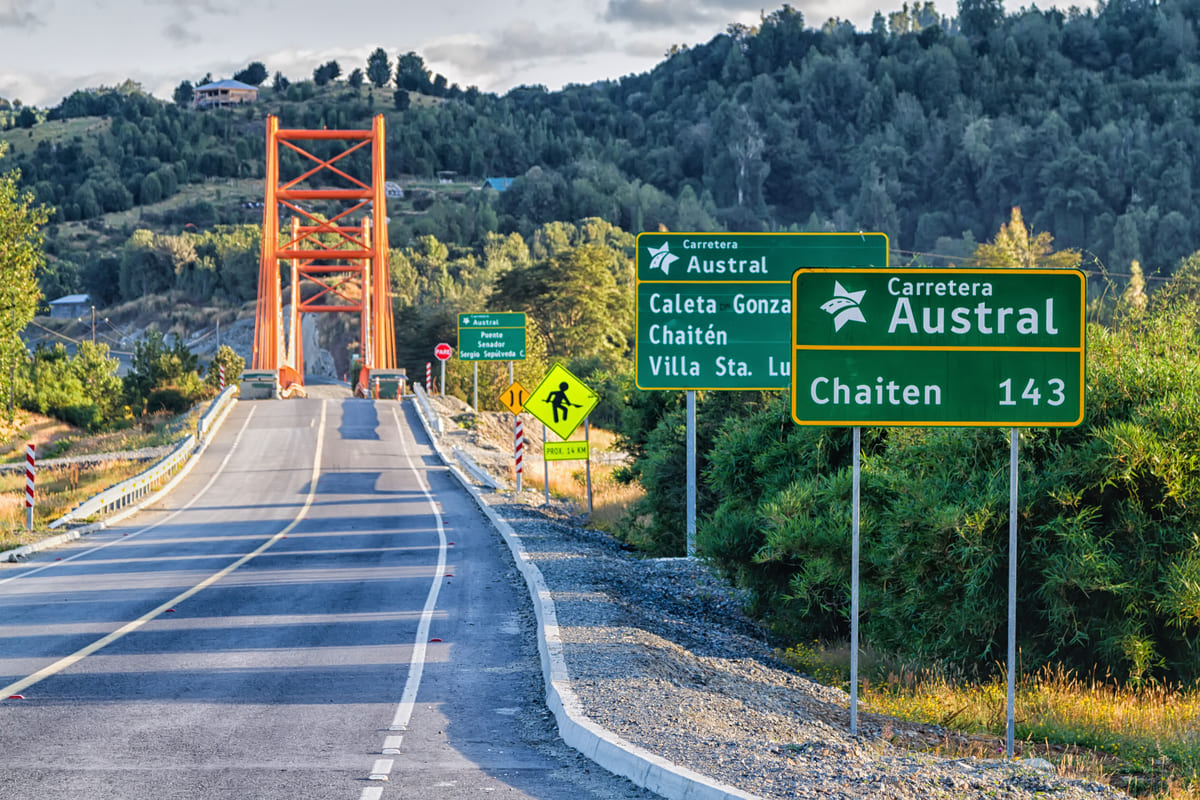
[635, 232, 888, 390]
[526, 363, 599, 440]
[457, 312, 526, 361]
[791, 268, 1086, 427]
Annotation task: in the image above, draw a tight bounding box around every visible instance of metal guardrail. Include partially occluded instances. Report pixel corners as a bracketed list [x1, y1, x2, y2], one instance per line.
[412, 383, 442, 436]
[47, 386, 239, 530]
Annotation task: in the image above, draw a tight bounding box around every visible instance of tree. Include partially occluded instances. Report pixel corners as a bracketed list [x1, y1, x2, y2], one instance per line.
[173, 80, 194, 107]
[395, 51, 431, 93]
[123, 330, 201, 413]
[272, 71, 290, 92]
[313, 60, 341, 86]
[0, 144, 47, 417]
[959, 0, 1004, 41]
[490, 243, 632, 363]
[972, 207, 1081, 270]
[393, 89, 410, 111]
[233, 61, 268, 86]
[206, 344, 245, 390]
[347, 68, 364, 89]
[367, 47, 391, 88]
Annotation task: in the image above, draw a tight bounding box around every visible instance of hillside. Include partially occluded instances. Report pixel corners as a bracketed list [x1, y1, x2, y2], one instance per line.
[2, 0, 1200, 308]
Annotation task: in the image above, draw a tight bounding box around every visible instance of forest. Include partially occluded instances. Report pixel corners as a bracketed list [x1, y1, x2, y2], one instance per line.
[5, 0, 1200, 295]
[4, 0, 1200, 686]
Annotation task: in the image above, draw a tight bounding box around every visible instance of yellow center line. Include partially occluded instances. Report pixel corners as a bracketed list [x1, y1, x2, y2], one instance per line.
[0, 401, 327, 702]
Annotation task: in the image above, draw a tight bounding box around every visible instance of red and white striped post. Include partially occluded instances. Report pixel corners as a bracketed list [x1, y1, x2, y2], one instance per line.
[514, 417, 524, 492]
[426, 362, 432, 395]
[24, 443, 35, 530]
[218, 363, 226, 391]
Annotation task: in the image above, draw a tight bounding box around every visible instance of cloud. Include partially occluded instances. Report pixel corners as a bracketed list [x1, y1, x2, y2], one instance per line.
[602, 0, 762, 30]
[422, 24, 618, 90]
[164, 21, 201, 45]
[0, 0, 43, 29]
[148, 0, 236, 45]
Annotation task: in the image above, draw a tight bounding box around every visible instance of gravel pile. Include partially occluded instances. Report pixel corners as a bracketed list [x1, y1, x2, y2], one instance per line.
[426, 396, 1129, 800]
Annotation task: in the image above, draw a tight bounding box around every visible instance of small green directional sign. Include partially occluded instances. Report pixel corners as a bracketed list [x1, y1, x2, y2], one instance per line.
[458, 312, 526, 361]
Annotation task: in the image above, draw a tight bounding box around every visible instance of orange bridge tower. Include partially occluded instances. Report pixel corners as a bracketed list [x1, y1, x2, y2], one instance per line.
[252, 114, 396, 394]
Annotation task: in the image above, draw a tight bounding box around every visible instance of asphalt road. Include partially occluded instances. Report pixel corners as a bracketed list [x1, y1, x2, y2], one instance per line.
[0, 398, 652, 800]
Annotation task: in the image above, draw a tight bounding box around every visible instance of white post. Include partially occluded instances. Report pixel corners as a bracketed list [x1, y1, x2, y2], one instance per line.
[686, 390, 696, 557]
[543, 423, 550, 506]
[850, 426, 861, 736]
[1007, 427, 1019, 758]
[585, 419, 593, 514]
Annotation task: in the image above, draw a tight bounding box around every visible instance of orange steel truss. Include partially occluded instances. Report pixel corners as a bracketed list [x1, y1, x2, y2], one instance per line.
[252, 114, 396, 392]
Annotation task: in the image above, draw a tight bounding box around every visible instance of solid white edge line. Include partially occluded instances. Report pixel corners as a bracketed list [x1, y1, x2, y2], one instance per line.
[0, 402, 327, 703]
[386, 407, 448, 733]
[0, 405, 259, 587]
[404, 399, 760, 800]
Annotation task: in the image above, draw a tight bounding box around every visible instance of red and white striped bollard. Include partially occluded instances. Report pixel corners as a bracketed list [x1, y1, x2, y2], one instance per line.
[514, 417, 524, 492]
[218, 363, 226, 391]
[426, 362, 432, 395]
[25, 443, 35, 531]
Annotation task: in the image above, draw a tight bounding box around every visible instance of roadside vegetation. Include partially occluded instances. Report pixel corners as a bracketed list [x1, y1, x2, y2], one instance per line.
[7, 2, 1200, 794]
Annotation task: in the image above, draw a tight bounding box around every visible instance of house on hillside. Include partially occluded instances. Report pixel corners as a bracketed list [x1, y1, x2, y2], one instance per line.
[193, 79, 259, 109]
[481, 177, 514, 192]
[48, 294, 90, 319]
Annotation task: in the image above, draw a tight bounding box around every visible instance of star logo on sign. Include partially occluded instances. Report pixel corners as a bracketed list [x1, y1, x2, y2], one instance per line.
[820, 281, 867, 331]
[647, 242, 679, 276]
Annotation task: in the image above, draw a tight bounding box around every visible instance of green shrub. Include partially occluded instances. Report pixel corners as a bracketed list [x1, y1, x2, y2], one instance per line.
[696, 289, 1200, 684]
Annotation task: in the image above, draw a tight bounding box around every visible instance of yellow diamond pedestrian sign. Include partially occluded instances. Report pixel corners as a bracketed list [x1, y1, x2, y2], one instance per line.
[526, 363, 599, 440]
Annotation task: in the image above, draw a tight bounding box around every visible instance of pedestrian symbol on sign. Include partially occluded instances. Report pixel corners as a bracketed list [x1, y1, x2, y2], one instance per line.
[525, 363, 600, 440]
[544, 382, 582, 424]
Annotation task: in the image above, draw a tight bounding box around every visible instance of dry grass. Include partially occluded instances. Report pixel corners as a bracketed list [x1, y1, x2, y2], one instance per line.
[783, 642, 1200, 798]
[0, 408, 201, 553]
[510, 426, 645, 529]
[0, 459, 148, 551]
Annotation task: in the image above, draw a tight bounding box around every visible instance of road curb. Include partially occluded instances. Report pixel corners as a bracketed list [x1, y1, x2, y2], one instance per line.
[408, 397, 760, 800]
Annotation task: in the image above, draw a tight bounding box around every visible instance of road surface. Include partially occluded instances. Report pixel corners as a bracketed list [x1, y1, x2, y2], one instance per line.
[0, 398, 650, 800]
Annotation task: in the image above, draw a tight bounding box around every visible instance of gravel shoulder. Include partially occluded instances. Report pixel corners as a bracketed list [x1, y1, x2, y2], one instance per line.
[424, 393, 1128, 800]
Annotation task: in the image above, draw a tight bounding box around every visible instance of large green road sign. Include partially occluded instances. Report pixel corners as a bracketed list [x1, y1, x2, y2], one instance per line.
[791, 268, 1086, 426]
[458, 312, 526, 361]
[635, 232, 888, 390]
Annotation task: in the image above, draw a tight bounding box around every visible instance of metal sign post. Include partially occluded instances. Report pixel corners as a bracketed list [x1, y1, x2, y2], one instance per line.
[850, 426, 860, 735]
[1007, 427, 1019, 758]
[687, 390, 696, 557]
[543, 423, 550, 506]
[585, 420, 593, 514]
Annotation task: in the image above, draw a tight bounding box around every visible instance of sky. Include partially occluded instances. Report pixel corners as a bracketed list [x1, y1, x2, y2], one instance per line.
[0, 0, 960, 108]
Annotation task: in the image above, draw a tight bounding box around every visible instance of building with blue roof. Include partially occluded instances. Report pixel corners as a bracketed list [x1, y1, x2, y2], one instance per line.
[194, 79, 259, 109]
